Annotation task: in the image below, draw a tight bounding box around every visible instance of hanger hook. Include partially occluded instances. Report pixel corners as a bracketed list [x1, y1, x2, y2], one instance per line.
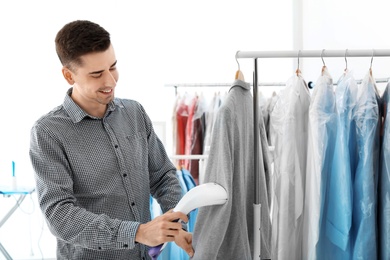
[296, 50, 301, 75]
[297, 50, 301, 70]
[370, 49, 374, 70]
[344, 49, 348, 71]
[235, 50, 241, 71]
[321, 49, 326, 66]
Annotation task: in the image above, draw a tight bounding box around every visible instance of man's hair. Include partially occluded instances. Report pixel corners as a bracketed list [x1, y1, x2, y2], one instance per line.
[55, 20, 111, 70]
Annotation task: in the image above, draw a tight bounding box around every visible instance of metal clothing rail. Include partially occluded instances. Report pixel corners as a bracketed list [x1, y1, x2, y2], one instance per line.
[165, 82, 287, 95]
[236, 49, 390, 260]
[236, 49, 390, 59]
[165, 82, 287, 87]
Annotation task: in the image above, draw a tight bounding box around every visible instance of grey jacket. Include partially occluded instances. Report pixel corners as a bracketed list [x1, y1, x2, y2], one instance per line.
[192, 80, 271, 259]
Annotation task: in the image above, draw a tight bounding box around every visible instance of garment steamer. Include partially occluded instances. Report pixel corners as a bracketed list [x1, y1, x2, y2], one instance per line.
[148, 182, 228, 259]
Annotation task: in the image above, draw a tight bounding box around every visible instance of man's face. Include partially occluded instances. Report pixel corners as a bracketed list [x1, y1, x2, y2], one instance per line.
[64, 44, 119, 110]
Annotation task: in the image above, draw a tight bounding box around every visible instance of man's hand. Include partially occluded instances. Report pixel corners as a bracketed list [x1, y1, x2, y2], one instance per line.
[175, 229, 194, 258]
[135, 210, 189, 247]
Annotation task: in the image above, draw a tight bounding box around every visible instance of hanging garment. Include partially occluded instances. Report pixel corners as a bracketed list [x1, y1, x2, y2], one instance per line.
[266, 91, 279, 147]
[175, 94, 189, 167]
[379, 81, 390, 260]
[189, 94, 207, 184]
[150, 168, 198, 260]
[351, 70, 380, 259]
[270, 72, 311, 260]
[184, 95, 198, 171]
[321, 70, 358, 259]
[172, 94, 181, 158]
[192, 79, 271, 260]
[200, 92, 223, 184]
[179, 168, 198, 231]
[302, 67, 337, 260]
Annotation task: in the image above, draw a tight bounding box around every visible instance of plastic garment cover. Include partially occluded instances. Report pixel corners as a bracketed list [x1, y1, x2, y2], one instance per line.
[351, 70, 380, 259]
[379, 82, 390, 260]
[267, 92, 280, 159]
[322, 70, 358, 259]
[302, 67, 337, 260]
[270, 73, 310, 260]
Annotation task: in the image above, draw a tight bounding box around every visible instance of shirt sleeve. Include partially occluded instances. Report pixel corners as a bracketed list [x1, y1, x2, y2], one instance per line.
[136, 103, 182, 213]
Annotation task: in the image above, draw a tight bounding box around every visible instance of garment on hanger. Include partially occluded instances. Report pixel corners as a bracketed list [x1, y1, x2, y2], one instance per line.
[188, 94, 207, 185]
[322, 70, 358, 259]
[192, 79, 271, 259]
[199, 92, 223, 184]
[270, 72, 310, 260]
[175, 94, 189, 167]
[303, 67, 337, 260]
[310, 69, 358, 259]
[172, 94, 181, 158]
[266, 91, 279, 148]
[350, 70, 380, 259]
[150, 168, 198, 260]
[184, 95, 198, 171]
[379, 81, 390, 260]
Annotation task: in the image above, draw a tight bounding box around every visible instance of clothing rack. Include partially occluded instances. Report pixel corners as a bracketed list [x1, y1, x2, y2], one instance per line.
[236, 49, 390, 260]
[166, 77, 390, 95]
[165, 82, 287, 96]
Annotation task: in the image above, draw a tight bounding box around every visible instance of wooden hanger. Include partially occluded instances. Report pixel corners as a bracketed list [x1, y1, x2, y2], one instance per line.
[235, 51, 245, 81]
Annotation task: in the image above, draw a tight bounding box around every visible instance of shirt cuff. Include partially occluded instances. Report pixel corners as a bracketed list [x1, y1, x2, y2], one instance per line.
[118, 221, 140, 249]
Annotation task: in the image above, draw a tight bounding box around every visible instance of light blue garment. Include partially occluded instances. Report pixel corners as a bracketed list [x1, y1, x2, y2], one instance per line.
[180, 168, 198, 232]
[323, 71, 358, 259]
[150, 169, 198, 260]
[379, 82, 390, 260]
[351, 71, 380, 259]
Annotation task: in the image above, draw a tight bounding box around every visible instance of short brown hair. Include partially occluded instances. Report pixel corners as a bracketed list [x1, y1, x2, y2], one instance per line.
[55, 20, 110, 70]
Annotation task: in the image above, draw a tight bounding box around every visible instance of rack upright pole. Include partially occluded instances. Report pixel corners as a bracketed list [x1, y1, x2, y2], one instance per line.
[253, 58, 261, 260]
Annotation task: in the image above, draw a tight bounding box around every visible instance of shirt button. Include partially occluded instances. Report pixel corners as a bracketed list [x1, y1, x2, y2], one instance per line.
[131, 202, 135, 206]
[123, 174, 127, 177]
[123, 244, 128, 248]
[114, 145, 118, 148]
[98, 246, 102, 250]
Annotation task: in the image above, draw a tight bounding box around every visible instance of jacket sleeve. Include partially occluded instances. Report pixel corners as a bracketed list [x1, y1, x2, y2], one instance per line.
[191, 105, 236, 260]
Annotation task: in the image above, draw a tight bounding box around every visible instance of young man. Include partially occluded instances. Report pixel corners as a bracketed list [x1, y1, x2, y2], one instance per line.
[29, 20, 193, 259]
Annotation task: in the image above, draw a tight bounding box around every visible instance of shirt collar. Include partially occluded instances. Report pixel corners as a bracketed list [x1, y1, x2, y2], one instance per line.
[229, 79, 250, 92]
[63, 88, 116, 123]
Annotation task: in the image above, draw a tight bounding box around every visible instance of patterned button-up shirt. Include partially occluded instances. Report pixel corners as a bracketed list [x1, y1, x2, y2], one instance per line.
[29, 88, 181, 260]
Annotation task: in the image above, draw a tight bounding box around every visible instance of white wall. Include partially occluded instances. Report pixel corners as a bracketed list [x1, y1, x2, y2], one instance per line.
[301, 0, 390, 91]
[0, 1, 293, 259]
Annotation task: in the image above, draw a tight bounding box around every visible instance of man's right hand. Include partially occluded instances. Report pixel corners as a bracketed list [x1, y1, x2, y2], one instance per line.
[135, 210, 189, 246]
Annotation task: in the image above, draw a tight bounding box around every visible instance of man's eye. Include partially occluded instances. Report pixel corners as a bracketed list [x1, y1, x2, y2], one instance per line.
[91, 74, 102, 78]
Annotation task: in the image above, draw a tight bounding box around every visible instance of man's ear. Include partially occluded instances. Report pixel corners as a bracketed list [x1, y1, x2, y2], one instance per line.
[62, 67, 75, 85]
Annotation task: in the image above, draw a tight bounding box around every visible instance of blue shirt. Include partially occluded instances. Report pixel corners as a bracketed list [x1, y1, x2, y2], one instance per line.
[153, 168, 198, 260]
[324, 71, 357, 259]
[351, 71, 380, 259]
[379, 82, 390, 260]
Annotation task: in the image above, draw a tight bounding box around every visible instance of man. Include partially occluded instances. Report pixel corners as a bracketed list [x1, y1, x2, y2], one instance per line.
[29, 20, 193, 259]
